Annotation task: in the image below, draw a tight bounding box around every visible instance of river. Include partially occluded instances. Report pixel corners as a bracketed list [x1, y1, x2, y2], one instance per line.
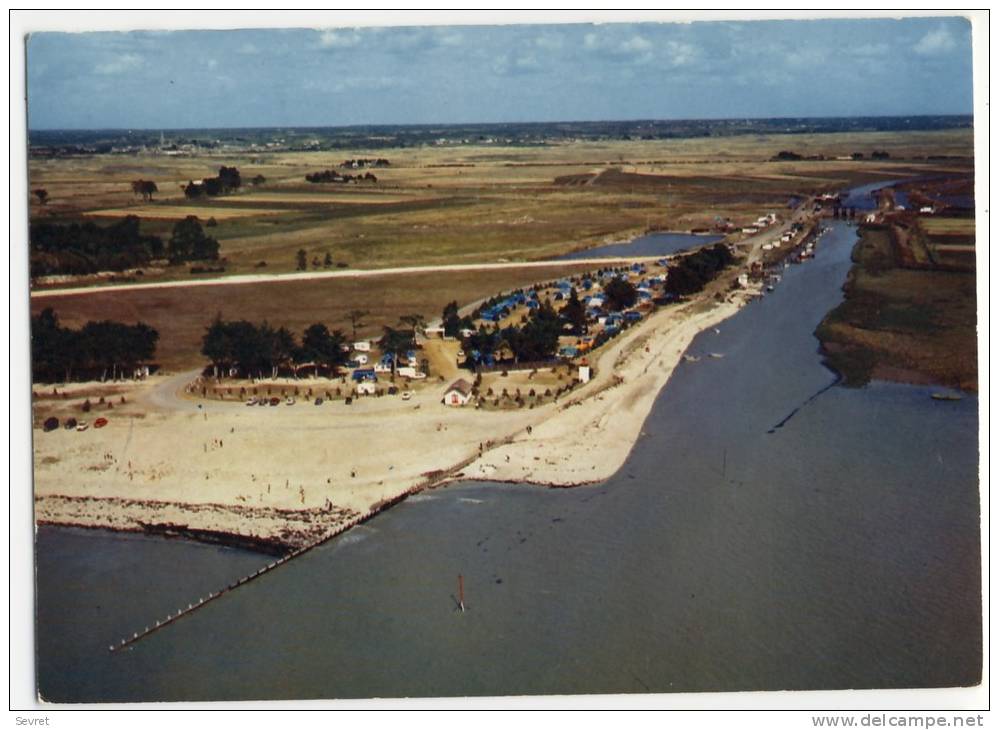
[35, 216, 981, 702]
[556, 231, 723, 260]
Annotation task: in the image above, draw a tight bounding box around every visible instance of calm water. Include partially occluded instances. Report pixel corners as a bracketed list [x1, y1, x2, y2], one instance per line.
[36, 218, 981, 702]
[556, 231, 723, 260]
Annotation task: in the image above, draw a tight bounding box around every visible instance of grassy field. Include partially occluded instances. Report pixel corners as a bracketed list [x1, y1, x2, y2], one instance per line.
[920, 217, 976, 236]
[815, 225, 978, 390]
[30, 263, 597, 370]
[28, 130, 974, 279]
[27, 129, 976, 376]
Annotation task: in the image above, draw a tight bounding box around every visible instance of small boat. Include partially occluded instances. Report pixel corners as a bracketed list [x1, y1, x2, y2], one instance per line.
[401, 391, 413, 401]
[269, 397, 280, 406]
[708, 352, 725, 359]
[285, 396, 295, 405]
[94, 417, 108, 429]
[76, 421, 89, 432]
[931, 392, 963, 402]
[314, 397, 324, 406]
[245, 397, 257, 406]
[64, 418, 78, 430]
[682, 354, 700, 363]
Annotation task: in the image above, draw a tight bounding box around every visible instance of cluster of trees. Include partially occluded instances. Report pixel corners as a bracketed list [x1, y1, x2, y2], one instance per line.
[130, 179, 158, 201]
[169, 216, 220, 264]
[183, 166, 242, 198]
[461, 302, 562, 367]
[305, 169, 378, 184]
[664, 243, 735, 297]
[341, 158, 390, 168]
[30, 215, 164, 277]
[30, 215, 221, 277]
[31, 308, 158, 383]
[201, 316, 349, 379]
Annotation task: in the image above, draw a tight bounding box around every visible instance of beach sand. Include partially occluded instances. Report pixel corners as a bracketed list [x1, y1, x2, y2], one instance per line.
[32, 216, 798, 550]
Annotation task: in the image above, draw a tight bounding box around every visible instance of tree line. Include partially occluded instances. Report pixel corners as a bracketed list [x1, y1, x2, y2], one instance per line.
[305, 169, 378, 184]
[30, 215, 219, 277]
[31, 308, 159, 383]
[663, 243, 735, 296]
[201, 316, 350, 379]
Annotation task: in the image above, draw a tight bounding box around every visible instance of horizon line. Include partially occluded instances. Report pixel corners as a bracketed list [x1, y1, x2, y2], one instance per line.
[26, 113, 975, 134]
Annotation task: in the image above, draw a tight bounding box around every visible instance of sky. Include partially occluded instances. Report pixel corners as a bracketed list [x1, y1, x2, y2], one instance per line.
[25, 16, 975, 129]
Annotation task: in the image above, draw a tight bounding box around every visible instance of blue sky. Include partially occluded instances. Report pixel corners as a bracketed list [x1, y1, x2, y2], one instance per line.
[25, 17, 974, 129]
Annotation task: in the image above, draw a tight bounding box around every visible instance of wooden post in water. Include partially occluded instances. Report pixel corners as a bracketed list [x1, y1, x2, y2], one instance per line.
[458, 574, 465, 613]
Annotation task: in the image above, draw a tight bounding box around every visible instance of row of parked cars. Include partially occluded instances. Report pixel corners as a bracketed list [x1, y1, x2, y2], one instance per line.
[42, 416, 108, 432]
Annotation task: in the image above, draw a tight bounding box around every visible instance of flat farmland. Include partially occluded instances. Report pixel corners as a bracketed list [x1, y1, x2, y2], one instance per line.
[83, 205, 300, 220]
[29, 129, 975, 280]
[920, 217, 976, 237]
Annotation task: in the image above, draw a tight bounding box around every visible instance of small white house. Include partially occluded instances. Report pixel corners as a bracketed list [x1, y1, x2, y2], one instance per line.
[443, 379, 473, 407]
[397, 366, 426, 380]
[354, 354, 369, 365]
[355, 381, 377, 395]
[578, 364, 591, 384]
[424, 325, 446, 338]
[737, 273, 750, 288]
[353, 341, 371, 352]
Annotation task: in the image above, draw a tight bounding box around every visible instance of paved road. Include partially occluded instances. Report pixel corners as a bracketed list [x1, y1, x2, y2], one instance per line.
[31, 257, 664, 299]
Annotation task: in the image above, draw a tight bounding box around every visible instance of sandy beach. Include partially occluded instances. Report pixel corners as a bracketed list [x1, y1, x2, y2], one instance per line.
[31, 219, 793, 552]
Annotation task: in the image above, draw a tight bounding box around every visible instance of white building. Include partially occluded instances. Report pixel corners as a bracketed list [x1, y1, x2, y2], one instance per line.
[443, 379, 474, 406]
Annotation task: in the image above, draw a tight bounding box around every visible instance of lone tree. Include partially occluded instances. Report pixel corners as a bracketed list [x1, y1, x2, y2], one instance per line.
[33, 189, 48, 205]
[296, 249, 308, 271]
[347, 309, 368, 341]
[603, 277, 637, 311]
[560, 287, 587, 335]
[131, 180, 158, 201]
[378, 326, 414, 373]
[398, 313, 426, 338]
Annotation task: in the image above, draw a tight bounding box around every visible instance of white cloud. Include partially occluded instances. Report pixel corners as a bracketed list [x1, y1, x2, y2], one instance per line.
[95, 53, 143, 75]
[534, 34, 564, 51]
[914, 26, 956, 55]
[620, 35, 652, 54]
[319, 29, 361, 48]
[582, 30, 655, 64]
[664, 40, 697, 67]
[854, 42, 890, 57]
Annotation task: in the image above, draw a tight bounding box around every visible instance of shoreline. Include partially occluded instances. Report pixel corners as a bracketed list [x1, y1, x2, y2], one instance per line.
[32, 212, 799, 554]
[33, 279, 763, 554]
